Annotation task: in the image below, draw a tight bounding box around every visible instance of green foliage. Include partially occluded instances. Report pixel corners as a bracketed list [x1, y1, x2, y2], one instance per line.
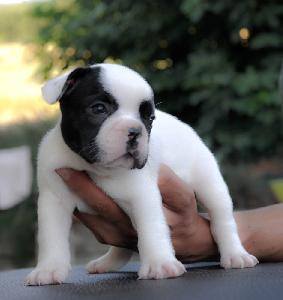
[31, 0, 283, 161]
[0, 3, 37, 43]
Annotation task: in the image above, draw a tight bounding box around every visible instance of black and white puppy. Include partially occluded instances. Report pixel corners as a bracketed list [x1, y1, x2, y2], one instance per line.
[26, 64, 258, 285]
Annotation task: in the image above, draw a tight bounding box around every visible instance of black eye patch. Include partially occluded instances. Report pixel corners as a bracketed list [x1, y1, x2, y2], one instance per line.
[139, 101, 154, 119]
[139, 101, 155, 133]
[85, 93, 118, 122]
[60, 66, 120, 163]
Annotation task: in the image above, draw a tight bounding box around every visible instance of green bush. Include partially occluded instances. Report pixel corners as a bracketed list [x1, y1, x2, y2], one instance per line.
[31, 0, 283, 162]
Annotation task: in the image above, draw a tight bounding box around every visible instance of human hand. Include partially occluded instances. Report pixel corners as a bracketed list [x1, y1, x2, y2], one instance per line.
[56, 165, 218, 262]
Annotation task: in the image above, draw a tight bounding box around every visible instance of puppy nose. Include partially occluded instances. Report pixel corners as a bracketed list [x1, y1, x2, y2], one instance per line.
[128, 127, 141, 139]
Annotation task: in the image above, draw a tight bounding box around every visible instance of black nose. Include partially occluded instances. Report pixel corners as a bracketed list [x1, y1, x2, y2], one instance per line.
[128, 127, 141, 139]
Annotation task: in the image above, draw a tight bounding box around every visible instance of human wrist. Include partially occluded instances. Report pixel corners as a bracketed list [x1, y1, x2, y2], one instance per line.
[234, 210, 265, 260]
[194, 217, 219, 260]
[178, 216, 218, 262]
[233, 211, 252, 251]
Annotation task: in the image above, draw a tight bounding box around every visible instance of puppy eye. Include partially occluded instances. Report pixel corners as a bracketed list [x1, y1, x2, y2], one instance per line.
[91, 103, 107, 114]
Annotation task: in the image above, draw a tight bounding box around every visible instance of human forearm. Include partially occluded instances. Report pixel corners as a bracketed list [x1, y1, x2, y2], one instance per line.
[235, 204, 283, 262]
[182, 204, 283, 263]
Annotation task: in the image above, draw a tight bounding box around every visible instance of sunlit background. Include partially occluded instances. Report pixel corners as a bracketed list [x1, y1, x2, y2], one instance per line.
[0, 0, 282, 271]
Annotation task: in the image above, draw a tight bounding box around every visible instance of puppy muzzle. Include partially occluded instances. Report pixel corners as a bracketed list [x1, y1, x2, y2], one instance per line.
[126, 126, 147, 169]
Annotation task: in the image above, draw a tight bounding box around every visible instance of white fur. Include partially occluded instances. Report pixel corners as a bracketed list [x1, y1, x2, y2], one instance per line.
[26, 64, 258, 285]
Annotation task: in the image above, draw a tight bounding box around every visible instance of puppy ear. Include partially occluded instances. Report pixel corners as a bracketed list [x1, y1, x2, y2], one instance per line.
[41, 67, 92, 104]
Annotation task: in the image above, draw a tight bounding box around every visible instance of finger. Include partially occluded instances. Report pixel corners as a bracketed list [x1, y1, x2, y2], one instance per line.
[74, 210, 115, 243]
[158, 164, 197, 214]
[56, 168, 127, 221]
[74, 210, 137, 249]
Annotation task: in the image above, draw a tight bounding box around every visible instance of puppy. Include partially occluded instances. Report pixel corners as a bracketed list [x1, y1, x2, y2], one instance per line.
[26, 64, 258, 285]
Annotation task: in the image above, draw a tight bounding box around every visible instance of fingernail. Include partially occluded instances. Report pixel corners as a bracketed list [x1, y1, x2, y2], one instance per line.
[56, 168, 72, 180]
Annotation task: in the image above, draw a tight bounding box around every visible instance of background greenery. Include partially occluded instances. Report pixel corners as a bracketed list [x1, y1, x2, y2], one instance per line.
[0, 0, 282, 269]
[0, 4, 37, 43]
[32, 0, 283, 161]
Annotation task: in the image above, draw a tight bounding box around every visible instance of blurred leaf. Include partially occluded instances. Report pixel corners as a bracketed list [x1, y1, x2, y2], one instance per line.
[251, 33, 283, 49]
[30, 0, 283, 161]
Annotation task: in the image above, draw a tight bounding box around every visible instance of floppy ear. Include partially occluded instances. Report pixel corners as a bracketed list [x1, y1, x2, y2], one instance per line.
[41, 67, 92, 104]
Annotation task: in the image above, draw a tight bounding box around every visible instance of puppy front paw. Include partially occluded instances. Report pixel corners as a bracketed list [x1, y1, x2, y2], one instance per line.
[220, 249, 259, 269]
[138, 258, 185, 280]
[25, 262, 71, 286]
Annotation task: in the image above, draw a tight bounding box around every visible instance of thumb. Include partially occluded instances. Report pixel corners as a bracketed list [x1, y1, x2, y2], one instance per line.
[73, 209, 112, 244]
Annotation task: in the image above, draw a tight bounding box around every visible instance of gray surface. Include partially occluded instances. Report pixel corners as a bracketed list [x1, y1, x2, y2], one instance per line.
[1, 262, 283, 300]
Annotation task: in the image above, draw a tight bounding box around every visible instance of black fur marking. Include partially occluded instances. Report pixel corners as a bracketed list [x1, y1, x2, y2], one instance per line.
[58, 67, 92, 101]
[139, 100, 155, 133]
[59, 66, 118, 163]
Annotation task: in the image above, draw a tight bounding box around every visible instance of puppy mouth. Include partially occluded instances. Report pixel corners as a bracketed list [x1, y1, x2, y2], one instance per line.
[126, 139, 147, 169]
[105, 151, 147, 169]
[126, 151, 147, 169]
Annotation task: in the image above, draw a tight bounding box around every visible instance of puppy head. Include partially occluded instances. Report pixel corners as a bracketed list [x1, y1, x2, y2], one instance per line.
[42, 64, 155, 170]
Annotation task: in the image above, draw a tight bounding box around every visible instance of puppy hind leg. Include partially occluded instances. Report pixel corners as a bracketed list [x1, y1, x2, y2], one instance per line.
[86, 247, 133, 274]
[193, 151, 258, 269]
